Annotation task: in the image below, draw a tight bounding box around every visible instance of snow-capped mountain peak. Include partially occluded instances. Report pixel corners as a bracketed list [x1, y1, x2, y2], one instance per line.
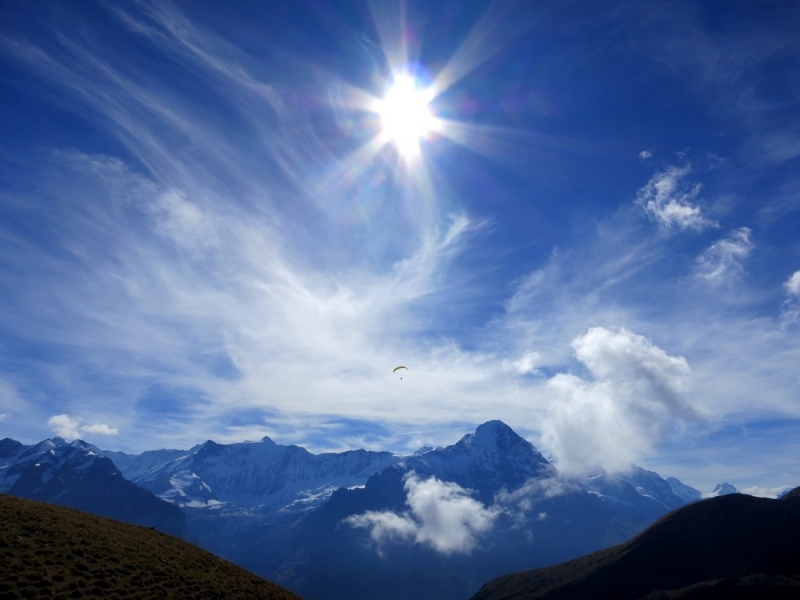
[704, 482, 740, 498]
[388, 420, 552, 503]
[104, 435, 403, 518]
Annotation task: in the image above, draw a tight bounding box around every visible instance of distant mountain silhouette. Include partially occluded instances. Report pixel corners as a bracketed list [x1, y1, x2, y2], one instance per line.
[0, 493, 302, 599]
[471, 488, 800, 600]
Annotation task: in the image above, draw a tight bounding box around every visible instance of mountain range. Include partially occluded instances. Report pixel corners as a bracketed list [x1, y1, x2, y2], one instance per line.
[0, 420, 755, 600]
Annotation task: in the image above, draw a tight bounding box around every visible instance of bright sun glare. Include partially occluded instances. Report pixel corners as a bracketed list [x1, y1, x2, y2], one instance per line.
[376, 74, 435, 159]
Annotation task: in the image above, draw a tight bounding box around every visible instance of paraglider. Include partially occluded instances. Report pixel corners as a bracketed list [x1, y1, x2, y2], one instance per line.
[393, 365, 408, 380]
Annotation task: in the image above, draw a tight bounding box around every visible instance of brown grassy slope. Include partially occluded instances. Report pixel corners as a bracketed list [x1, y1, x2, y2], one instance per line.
[471, 488, 800, 600]
[0, 493, 303, 599]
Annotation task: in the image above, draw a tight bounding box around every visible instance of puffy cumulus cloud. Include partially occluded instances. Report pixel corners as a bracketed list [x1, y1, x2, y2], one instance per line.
[639, 150, 653, 160]
[784, 271, 800, 297]
[540, 327, 695, 476]
[48, 414, 119, 440]
[635, 165, 717, 231]
[344, 472, 499, 555]
[48, 414, 81, 439]
[695, 227, 754, 285]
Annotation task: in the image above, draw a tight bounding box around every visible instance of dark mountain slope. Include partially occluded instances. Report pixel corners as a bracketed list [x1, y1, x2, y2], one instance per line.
[0, 493, 303, 599]
[1, 438, 185, 536]
[472, 488, 800, 600]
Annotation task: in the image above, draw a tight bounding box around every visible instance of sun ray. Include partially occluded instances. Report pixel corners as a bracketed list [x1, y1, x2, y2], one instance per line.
[432, 2, 532, 95]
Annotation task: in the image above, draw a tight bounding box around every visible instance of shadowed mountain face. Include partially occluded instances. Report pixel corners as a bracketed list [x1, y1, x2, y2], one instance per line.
[0, 494, 302, 599]
[471, 488, 800, 600]
[0, 438, 186, 537]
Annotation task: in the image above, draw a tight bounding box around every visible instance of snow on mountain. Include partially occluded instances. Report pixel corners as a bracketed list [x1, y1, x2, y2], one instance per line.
[0, 437, 186, 536]
[280, 422, 700, 600]
[392, 420, 553, 502]
[703, 482, 741, 498]
[667, 476, 703, 503]
[103, 446, 196, 482]
[0, 437, 83, 492]
[581, 466, 692, 513]
[101, 420, 699, 520]
[106, 435, 403, 515]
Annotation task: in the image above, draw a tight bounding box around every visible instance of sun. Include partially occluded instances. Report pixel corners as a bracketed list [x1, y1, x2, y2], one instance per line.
[375, 74, 436, 159]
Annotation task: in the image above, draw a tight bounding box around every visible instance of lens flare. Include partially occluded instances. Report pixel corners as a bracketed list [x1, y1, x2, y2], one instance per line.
[375, 74, 435, 159]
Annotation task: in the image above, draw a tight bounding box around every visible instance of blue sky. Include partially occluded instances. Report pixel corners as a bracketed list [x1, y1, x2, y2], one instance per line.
[1, 0, 799, 494]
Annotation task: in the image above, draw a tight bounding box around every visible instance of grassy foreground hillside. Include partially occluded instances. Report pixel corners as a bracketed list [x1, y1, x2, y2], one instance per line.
[0, 493, 302, 599]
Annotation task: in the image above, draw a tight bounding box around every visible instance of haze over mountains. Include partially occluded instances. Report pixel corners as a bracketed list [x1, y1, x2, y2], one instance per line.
[2, 420, 792, 600]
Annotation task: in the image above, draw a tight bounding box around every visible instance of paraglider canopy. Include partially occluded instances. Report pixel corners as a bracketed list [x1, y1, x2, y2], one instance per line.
[392, 366, 408, 373]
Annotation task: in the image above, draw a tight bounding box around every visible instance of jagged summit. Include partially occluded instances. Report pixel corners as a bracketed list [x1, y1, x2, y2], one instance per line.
[462, 420, 529, 450]
[705, 482, 740, 498]
[391, 421, 552, 503]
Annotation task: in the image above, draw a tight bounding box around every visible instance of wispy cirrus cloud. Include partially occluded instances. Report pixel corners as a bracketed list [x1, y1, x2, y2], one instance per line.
[0, 3, 504, 450]
[694, 227, 754, 285]
[781, 270, 800, 323]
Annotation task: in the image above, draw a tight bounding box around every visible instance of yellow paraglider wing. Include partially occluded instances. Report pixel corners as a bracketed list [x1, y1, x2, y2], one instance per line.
[392, 365, 408, 373]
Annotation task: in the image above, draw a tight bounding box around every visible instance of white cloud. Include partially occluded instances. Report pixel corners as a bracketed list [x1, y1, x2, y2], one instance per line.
[635, 165, 717, 230]
[695, 227, 754, 284]
[781, 270, 800, 323]
[639, 150, 652, 160]
[495, 475, 578, 506]
[540, 327, 695, 476]
[0, 413, 8, 422]
[504, 352, 542, 375]
[344, 472, 499, 555]
[740, 485, 793, 499]
[784, 271, 800, 297]
[81, 423, 120, 436]
[0, 378, 27, 414]
[48, 414, 118, 440]
[48, 414, 81, 439]
[148, 190, 218, 249]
